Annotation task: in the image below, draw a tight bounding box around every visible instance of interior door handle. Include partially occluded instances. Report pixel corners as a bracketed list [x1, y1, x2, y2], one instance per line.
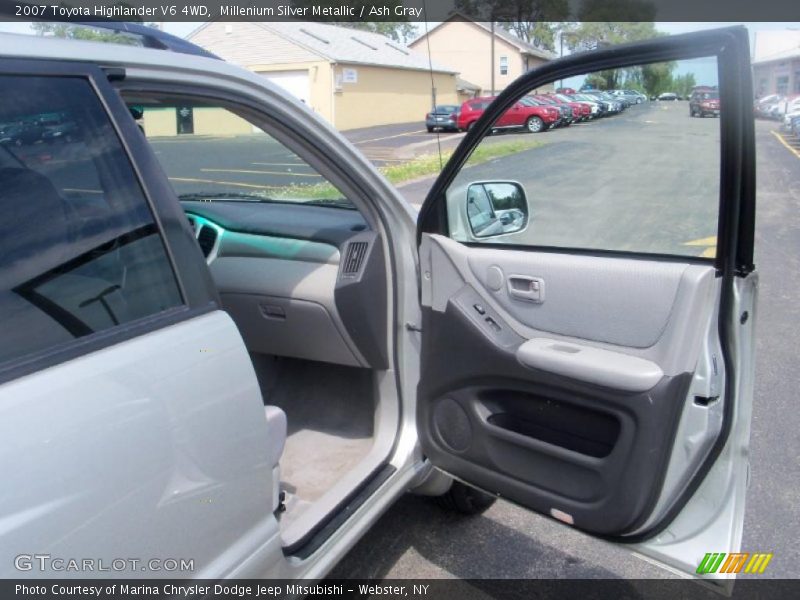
[507, 275, 545, 303]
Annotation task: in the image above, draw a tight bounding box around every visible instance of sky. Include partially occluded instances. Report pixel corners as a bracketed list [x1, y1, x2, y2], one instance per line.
[0, 20, 798, 45]
[0, 20, 796, 90]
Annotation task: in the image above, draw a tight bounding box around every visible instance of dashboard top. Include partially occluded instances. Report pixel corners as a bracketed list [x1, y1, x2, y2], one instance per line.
[181, 200, 368, 247]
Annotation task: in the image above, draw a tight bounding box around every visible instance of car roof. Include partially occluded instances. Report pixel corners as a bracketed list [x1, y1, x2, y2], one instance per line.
[0, 32, 284, 99]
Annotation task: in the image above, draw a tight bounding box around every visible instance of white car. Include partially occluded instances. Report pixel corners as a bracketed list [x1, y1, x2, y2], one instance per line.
[0, 23, 759, 590]
[782, 98, 800, 128]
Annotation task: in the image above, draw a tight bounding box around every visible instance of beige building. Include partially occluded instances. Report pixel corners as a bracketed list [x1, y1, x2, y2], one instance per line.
[185, 21, 459, 131]
[752, 30, 800, 98]
[410, 16, 555, 97]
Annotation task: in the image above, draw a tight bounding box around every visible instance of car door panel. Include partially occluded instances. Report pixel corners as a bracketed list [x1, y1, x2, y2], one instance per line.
[417, 26, 755, 583]
[419, 234, 721, 535]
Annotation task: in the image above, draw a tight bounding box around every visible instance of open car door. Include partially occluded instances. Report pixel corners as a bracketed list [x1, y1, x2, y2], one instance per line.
[417, 27, 757, 586]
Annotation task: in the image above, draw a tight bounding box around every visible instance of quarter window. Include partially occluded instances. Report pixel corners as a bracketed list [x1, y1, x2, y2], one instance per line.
[0, 76, 182, 365]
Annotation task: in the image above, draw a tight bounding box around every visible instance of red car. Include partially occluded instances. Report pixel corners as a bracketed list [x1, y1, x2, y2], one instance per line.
[544, 93, 592, 122]
[457, 96, 559, 133]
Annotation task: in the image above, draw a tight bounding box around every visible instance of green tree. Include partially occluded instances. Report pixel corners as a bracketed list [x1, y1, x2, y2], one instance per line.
[641, 61, 676, 97]
[582, 73, 608, 89]
[563, 21, 665, 91]
[31, 22, 140, 45]
[456, 0, 570, 51]
[576, 0, 656, 21]
[673, 72, 698, 99]
[31, 2, 156, 44]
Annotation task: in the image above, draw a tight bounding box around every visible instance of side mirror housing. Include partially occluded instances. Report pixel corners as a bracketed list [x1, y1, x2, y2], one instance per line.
[465, 181, 529, 239]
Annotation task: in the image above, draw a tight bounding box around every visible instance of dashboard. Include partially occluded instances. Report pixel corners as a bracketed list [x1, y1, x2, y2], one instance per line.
[182, 201, 387, 370]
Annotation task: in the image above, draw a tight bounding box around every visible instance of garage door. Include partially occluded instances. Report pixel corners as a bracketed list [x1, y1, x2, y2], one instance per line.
[259, 70, 310, 105]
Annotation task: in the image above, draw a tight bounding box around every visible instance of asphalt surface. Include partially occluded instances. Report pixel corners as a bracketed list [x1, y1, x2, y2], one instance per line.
[401, 102, 721, 257]
[327, 116, 800, 580]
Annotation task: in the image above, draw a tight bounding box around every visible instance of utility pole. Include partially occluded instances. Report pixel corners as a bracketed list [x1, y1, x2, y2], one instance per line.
[490, 20, 495, 96]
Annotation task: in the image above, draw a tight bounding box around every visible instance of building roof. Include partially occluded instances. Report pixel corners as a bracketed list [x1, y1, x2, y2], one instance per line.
[456, 77, 481, 92]
[411, 13, 555, 61]
[752, 45, 800, 66]
[189, 21, 457, 74]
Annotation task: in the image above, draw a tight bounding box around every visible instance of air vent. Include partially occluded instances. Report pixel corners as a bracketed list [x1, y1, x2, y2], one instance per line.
[186, 215, 197, 232]
[342, 241, 368, 276]
[197, 225, 218, 258]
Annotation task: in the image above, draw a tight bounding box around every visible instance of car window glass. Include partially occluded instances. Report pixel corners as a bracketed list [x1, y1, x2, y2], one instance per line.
[446, 57, 722, 258]
[128, 99, 351, 209]
[0, 75, 183, 366]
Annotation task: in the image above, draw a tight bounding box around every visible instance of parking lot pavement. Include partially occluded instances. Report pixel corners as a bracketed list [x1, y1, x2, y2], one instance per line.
[341, 121, 465, 166]
[329, 116, 800, 580]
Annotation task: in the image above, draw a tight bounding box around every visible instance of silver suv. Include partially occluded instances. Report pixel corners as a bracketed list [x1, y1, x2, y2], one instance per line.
[0, 23, 758, 588]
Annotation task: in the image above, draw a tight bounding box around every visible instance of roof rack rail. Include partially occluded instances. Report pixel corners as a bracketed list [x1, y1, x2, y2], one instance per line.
[1, 7, 220, 60]
[74, 21, 220, 59]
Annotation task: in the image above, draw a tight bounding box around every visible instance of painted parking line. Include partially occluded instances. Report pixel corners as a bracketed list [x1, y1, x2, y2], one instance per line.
[169, 176, 282, 190]
[200, 168, 320, 178]
[771, 130, 800, 160]
[684, 235, 717, 258]
[251, 162, 311, 167]
[352, 129, 427, 145]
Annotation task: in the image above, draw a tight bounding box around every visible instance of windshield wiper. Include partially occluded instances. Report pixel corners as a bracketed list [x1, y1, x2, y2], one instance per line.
[302, 199, 356, 210]
[178, 192, 266, 202]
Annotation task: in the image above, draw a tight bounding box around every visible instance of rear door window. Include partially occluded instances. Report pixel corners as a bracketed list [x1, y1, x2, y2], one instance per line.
[0, 75, 183, 366]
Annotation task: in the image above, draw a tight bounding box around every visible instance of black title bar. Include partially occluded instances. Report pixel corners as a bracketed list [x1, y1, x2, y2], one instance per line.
[2, 0, 800, 23]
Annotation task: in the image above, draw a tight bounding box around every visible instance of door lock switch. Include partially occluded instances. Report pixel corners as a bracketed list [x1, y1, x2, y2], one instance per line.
[485, 316, 501, 332]
[474, 303, 486, 315]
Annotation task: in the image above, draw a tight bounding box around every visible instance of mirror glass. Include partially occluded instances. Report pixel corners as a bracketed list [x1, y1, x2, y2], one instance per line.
[467, 182, 528, 238]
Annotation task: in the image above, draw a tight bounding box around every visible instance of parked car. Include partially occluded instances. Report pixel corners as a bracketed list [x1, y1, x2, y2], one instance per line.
[690, 90, 721, 117]
[611, 89, 644, 104]
[0, 24, 760, 590]
[0, 121, 42, 146]
[754, 93, 782, 119]
[456, 97, 495, 132]
[41, 119, 82, 143]
[528, 94, 573, 126]
[782, 97, 800, 128]
[585, 91, 624, 113]
[458, 96, 558, 133]
[425, 104, 460, 133]
[551, 93, 593, 121]
[658, 92, 679, 101]
[566, 93, 603, 118]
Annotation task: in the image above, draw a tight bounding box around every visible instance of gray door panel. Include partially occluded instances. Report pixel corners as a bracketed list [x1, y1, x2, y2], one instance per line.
[418, 234, 721, 535]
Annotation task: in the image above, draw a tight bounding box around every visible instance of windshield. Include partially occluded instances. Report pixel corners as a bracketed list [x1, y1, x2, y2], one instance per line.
[127, 99, 355, 209]
[434, 105, 458, 114]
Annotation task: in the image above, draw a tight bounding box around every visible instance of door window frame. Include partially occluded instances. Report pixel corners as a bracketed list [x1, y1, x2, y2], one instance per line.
[418, 27, 756, 277]
[0, 59, 217, 384]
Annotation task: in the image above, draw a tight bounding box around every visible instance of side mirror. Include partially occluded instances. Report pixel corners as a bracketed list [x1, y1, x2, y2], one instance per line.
[466, 181, 529, 238]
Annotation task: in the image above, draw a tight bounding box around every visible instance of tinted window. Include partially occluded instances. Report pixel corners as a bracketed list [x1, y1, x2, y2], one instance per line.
[0, 76, 182, 365]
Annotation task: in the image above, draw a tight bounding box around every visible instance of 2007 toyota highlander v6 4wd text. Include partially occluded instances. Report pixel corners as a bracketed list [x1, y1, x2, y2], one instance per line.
[0, 21, 758, 591]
